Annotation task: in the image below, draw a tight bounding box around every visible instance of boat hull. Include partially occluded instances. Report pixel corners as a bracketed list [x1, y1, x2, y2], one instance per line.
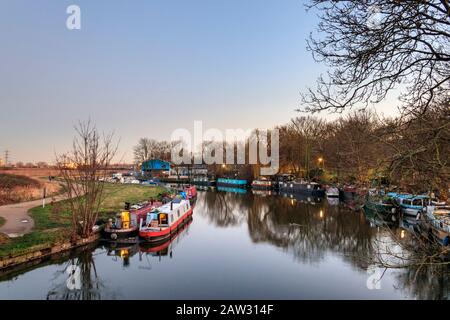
[279, 182, 325, 197]
[101, 228, 139, 241]
[139, 208, 193, 243]
[217, 178, 248, 188]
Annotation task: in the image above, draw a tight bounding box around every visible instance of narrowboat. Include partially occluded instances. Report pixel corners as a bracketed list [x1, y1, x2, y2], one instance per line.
[251, 177, 273, 190]
[325, 186, 340, 198]
[217, 178, 248, 188]
[272, 174, 295, 190]
[279, 180, 325, 197]
[339, 185, 358, 201]
[191, 176, 216, 187]
[139, 197, 193, 243]
[101, 201, 162, 241]
[387, 193, 430, 217]
[419, 205, 450, 246]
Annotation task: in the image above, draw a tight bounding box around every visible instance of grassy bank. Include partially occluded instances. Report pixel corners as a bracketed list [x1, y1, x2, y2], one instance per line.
[0, 217, 5, 228]
[0, 184, 167, 259]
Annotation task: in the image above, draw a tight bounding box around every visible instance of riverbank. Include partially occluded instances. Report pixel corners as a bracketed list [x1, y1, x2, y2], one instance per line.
[0, 184, 166, 268]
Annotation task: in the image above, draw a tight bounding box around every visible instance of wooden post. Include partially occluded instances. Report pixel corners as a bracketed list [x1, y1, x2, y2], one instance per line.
[42, 187, 47, 208]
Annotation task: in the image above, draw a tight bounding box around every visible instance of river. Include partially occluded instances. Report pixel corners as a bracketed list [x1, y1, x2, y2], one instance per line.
[0, 189, 448, 299]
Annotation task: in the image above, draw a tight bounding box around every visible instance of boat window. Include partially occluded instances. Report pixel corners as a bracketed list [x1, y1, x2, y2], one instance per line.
[412, 199, 423, 206]
[403, 200, 412, 206]
[159, 213, 168, 225]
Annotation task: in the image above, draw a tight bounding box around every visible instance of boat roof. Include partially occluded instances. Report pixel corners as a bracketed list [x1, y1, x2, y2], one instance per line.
[150, 199, 187, 214]
[387, 192, 429, 200]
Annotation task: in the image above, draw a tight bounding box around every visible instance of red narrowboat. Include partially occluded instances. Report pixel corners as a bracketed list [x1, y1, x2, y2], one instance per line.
[102, 200, 163, 242]
[139, 197, 193, 243]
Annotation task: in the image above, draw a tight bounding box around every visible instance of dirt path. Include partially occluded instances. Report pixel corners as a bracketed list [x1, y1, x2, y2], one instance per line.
[0, 193, 68, 238]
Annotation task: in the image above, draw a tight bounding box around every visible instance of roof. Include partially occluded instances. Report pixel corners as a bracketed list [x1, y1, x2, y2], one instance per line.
[388, 193, 429, 200]
[141, 159, 171, 170]
[157, 199, 187, 214]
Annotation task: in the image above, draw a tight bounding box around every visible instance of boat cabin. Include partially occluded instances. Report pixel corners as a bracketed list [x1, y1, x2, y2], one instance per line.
[143, 197, 191, 230]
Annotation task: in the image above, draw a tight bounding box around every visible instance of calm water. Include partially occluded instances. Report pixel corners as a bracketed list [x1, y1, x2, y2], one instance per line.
[0, 190, 449, 300]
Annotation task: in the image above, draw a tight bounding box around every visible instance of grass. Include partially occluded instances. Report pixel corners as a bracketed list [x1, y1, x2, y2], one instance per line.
[0, 184, 166, 259]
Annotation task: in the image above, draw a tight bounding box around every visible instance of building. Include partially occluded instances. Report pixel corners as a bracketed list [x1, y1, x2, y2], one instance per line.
[141, 159, 171, 177]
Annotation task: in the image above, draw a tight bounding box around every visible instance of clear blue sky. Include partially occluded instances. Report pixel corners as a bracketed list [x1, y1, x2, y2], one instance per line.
[0, 0, 398, 163]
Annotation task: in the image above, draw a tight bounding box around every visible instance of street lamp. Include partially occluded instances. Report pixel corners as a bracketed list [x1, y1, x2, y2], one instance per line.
[318, 157, 325, 170]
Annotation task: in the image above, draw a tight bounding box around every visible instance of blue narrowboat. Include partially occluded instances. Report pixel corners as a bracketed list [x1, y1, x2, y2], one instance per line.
[217, 178, 248, 188]
[387, 193, 430, 217]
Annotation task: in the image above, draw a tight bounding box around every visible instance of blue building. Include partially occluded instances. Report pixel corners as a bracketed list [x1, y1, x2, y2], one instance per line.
[141, 159, 171, 177]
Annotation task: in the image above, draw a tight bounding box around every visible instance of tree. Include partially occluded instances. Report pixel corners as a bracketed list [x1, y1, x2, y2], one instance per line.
[56, 121, 118, 239]
[133, 138, 172, 164]
[288, 116, 326, 178]
[36, 162, 48, 168]
[302, 0, 449, 115]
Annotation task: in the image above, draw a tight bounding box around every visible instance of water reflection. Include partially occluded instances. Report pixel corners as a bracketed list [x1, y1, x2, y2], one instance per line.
[0, 191, 449, 299]
[47, 250, 103, 300]
[197, 191, 374, 266]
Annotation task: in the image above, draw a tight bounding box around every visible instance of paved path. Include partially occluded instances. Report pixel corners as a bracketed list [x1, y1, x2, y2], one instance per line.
[0, 193, 68, 238]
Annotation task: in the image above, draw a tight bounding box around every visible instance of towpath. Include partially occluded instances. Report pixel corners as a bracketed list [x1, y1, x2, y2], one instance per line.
[0, 192, 68, 238]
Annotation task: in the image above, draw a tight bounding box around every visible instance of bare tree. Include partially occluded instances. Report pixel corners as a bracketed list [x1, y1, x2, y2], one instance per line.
[133, 138, 154, 164]
[36, 161, 49, 168]
[301, 0, 450, 115]
[133, 138, 172, 164]
[56, 121, 118, 239]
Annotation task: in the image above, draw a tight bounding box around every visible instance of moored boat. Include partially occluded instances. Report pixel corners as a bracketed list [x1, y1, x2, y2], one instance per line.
[251, 177, 273, 190]
[419, 205, 450, 246]
[101, 200, 163, 242]
[139, 196, 193, 243]
[279, 180, 325, 197]
[191, 176, 216, 187]
[325, 186, 339, 198]
[339, 185, 358, 201]
[139, 217, 193, 254]
[387, 193, 430, 217]
[217, 178, 248, 188]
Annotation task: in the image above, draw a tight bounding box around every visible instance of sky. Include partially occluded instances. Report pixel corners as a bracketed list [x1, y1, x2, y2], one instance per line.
[0, 0, 400, 163]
